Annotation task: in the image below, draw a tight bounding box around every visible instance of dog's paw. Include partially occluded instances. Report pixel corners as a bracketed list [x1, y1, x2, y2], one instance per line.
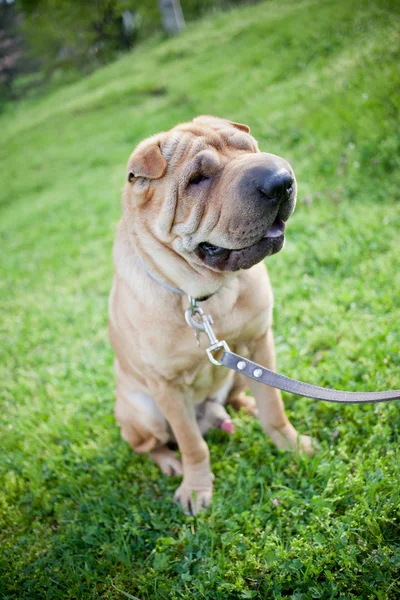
[173, 483, 213, 515]
[150, 448, 183, 476]
[228, 393, 259, 417]
[267, 423, 317, 456]
[297, 434, 316, 456]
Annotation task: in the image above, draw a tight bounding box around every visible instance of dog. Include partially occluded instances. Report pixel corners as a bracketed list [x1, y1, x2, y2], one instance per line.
[109, 116, 313, 514]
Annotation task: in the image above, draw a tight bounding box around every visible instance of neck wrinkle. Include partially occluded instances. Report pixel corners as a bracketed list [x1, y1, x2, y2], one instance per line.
[131, 225, 185, 294]
[118, 219, 227, 301]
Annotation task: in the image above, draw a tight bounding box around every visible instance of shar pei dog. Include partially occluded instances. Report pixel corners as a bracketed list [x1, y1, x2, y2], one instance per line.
[109, 116, 313, 514]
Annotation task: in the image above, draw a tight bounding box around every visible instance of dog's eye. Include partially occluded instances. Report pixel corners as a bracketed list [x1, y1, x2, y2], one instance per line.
[189, 173, 210, 186]
[198, 242, 227, 257]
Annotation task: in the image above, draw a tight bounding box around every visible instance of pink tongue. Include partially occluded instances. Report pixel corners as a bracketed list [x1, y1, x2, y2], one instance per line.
[264, 219, 286, 239]
[221, 419, 235, 434]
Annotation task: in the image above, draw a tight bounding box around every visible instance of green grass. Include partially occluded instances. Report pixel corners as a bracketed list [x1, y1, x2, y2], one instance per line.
[1, 0, 400, 597]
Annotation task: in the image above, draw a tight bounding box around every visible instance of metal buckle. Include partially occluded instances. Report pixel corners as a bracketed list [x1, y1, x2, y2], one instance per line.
[185, 296, 230, 364]
[206, 341, 230, 366]
[188, 295, 197, 316]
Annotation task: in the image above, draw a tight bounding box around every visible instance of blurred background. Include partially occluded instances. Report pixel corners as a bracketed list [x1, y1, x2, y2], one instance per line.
[1, 1, 400, 598]
[1, 0, 256, 103]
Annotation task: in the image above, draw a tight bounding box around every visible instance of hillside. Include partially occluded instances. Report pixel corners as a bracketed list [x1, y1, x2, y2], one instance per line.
[1, 0, 400, 598]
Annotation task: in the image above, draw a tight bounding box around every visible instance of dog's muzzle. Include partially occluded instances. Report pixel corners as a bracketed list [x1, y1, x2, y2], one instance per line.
[196, 162, 296, 271]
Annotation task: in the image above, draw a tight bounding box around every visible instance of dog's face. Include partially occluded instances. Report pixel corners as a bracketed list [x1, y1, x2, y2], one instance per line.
[123, 116, 296, 293]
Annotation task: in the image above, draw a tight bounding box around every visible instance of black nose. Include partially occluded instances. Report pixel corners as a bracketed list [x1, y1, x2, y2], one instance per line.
[256, 168, 293, 202]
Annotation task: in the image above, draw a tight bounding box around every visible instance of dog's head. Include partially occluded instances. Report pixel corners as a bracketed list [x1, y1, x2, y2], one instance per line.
[122, 116, 296, 297]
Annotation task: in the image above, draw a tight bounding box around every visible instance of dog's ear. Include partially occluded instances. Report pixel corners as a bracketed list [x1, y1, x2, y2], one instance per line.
[193, 115, 250, 134]
[229, 120, 250, 134]
[127, 143, 167, 182]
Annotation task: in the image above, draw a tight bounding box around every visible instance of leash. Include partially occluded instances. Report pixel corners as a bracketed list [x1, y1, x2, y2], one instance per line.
[135, 252, 399, 403]
[185, 298, 400, 405]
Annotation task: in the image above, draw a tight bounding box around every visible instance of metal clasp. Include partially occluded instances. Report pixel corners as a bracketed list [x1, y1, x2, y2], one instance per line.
[185, 297, 230, 365]
[206, 340, 230, 366]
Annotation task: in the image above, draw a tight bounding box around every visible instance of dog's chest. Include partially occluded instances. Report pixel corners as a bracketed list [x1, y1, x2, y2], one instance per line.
[172, 314, 262, 405]
[178, 356, 234, 404]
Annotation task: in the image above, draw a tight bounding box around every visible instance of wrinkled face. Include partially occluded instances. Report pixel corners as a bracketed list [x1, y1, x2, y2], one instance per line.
[123, 116, 297, 278]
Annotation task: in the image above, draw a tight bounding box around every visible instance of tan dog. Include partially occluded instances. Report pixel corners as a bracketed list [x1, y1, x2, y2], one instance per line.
[109, 116, 313, 514]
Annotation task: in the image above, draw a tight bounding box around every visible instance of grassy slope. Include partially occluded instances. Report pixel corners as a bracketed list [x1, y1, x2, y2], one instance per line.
[1, 0, 400, 598]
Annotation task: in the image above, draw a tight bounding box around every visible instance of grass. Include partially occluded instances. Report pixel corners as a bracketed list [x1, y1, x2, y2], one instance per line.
[1, 0, 400, 597]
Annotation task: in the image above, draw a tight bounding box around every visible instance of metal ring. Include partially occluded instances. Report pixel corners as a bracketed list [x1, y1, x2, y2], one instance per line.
[184, 308, 205, 331]
[188, 295, 197, 315]
[206, 341, 231, 366]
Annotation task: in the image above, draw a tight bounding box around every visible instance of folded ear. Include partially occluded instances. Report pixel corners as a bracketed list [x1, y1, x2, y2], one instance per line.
[127, 143, 167, 181]
[229, 120, 250, 133]
[193, 115, 250, 134]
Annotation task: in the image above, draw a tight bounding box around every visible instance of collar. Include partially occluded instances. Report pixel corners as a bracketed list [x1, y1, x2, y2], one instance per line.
[136, 250, 213, 302]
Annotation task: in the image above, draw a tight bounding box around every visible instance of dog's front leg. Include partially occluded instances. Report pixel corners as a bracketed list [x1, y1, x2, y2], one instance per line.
[149, 380, 213, 514]
[249, 328, 314, 455]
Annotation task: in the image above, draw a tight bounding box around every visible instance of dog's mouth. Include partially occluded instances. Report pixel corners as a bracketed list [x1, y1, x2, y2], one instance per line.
[196, 216, 286, 272]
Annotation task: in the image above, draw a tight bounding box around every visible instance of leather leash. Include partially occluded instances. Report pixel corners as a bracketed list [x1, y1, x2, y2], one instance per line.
[185, 298, 400, 405]
[135, 252, 399, 404]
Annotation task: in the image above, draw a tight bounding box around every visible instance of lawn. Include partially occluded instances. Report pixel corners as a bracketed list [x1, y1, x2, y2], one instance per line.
[1, 0, 400, 598]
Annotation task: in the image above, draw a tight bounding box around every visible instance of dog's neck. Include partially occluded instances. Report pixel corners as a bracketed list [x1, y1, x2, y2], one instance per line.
[114, 220, 222, 302]
[136, 246, 217, 302]
[135, 249, 186, 296]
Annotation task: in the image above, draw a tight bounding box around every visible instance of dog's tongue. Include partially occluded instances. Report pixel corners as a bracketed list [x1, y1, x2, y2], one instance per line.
[220, 419, 235, 434]
[264, 219, 286, 239]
